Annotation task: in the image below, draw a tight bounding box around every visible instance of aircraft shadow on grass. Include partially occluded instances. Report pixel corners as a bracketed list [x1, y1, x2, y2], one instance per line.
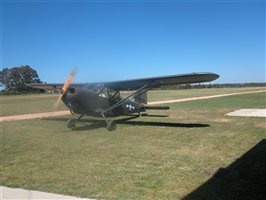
[182, 139, 266, 200]
[44, 115, 210, 131]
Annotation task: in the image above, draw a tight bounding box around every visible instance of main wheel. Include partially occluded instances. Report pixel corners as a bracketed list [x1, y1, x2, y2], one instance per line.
[67, 119, 77, 128]
[106, 120, 116, 131]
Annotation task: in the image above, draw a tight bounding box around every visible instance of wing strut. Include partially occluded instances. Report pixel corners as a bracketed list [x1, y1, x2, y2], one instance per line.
[101, 83, 153, 131]
[102, 83, 150, 115]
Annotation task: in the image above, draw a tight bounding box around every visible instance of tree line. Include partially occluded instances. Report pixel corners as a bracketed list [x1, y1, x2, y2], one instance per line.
[158, 83, 266, 90]
[175, 82, 266, 89]
[0, 65, 42, 94]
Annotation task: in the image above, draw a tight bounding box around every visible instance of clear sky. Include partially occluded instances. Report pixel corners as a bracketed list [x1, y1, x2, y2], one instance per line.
[1, 0, 265, 84]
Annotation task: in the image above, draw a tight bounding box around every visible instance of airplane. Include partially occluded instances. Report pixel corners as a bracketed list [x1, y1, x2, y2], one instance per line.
[26, 70, 219, 131]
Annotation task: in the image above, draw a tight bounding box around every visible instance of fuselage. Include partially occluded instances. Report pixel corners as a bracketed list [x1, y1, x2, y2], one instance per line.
[62, 84, 144, 117]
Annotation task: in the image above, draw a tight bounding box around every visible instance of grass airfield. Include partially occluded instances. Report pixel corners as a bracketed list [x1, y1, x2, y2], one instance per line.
[1, 88, 266, 199]
[1, 87, 265, 116]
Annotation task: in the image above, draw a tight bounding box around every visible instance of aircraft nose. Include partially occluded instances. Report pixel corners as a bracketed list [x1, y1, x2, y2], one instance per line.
[67, 87, 76, 94]
[62, 87, 77, 102]
[63, 87, 83, 114]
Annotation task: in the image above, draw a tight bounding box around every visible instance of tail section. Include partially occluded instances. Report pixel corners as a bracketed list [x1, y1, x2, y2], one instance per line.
[134, 92, 170, 110]
[134, 92, 147, 105]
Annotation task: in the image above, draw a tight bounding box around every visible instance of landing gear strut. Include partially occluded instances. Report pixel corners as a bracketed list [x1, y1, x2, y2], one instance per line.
[106, 120, 116, 131]
[101, 113, 116, 131]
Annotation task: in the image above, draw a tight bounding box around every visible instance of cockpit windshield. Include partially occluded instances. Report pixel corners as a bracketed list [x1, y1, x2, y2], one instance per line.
[86, 84, 104, 94]
[85, 84, 120, 100]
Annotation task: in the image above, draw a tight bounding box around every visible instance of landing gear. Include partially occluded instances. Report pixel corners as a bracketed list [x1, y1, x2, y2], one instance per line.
[66, 114, 84, 128]
[67, 119, 77, 128]
[106, 120, 116, 131]
[101, 113, 116, 131]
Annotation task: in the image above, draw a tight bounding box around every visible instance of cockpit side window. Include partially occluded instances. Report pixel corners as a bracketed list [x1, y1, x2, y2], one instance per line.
[98, 88, 108, 98]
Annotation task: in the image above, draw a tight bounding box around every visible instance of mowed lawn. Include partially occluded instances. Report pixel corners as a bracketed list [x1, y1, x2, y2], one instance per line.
[1, 87, 265, 116]
[0, 94, 66, 116]
[1, 90, 266, 199]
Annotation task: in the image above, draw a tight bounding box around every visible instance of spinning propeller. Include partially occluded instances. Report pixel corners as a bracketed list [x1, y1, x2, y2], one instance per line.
[54, 68, 77, 108]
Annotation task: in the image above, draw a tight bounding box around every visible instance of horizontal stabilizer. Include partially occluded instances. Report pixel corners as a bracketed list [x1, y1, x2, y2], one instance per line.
[145, 106, 170, 110]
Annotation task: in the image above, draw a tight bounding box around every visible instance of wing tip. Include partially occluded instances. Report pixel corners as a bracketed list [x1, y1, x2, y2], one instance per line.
[210, 72, 220, 81]
[198, 72, 219, 82]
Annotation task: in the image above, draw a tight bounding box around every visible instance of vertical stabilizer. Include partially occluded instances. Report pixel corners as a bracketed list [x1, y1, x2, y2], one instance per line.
[134, 92, 147, 105]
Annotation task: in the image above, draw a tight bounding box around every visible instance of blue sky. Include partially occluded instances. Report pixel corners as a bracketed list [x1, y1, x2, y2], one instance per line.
[1, 0, 265, 84]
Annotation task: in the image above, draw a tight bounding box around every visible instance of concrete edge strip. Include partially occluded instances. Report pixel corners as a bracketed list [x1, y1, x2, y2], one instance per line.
[0, 186, 95, 200]
[225, 109, 266, 117]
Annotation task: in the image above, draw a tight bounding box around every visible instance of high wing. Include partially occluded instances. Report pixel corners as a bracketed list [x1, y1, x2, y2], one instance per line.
[98, 72, 219, 90]
[26, 72, 219, 91]
[25, 83, 84, 91]
[100, 72, 219, 117]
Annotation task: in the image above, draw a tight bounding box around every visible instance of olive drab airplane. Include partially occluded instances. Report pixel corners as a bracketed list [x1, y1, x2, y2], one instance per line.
[26, 70, 219, 131]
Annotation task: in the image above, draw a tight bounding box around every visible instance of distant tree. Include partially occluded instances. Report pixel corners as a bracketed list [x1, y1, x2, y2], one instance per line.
[0, 65, 42, 92]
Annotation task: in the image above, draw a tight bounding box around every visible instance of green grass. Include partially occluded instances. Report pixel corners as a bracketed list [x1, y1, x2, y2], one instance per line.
[0, 94, 67, 116]
[1, 87, 265, 116]
[1, 91, 265, 199]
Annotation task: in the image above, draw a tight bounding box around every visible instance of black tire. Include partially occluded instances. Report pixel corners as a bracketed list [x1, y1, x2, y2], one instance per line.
[67, 119, 77, 128]
[107, 120, 116, 131]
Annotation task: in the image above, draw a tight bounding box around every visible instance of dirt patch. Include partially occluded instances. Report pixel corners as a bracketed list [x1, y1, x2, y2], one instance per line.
[178, 145, 213, 157]
[224, 131, 237, 137]
[148, 90, 266, 105]
[0, 111, 71, 122]
[255, 122, 266, 129]
[212, 118, 232, 123]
